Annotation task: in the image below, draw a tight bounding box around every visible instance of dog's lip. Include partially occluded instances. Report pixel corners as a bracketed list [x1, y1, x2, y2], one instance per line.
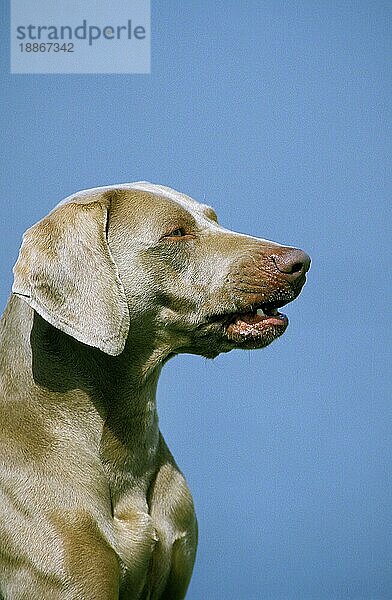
[207, 299, 290, 346]
[207, 297, 289, 325]
[225, 305, 288, 335]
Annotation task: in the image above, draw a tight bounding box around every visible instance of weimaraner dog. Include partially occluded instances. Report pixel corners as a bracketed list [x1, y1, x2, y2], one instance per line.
[0, 182, 310, 599]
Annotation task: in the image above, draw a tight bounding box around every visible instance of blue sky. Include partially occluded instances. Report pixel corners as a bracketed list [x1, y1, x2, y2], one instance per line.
[1, 2, 391, 598]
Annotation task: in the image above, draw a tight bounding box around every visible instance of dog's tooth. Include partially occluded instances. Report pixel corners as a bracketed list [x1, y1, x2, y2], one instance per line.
[256, 308, 266, 316]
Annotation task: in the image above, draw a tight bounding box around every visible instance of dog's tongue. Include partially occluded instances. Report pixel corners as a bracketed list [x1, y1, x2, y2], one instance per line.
[230, 310, 287, 333]
[230, 312, 268, 333]
[238, 312, 268, 324]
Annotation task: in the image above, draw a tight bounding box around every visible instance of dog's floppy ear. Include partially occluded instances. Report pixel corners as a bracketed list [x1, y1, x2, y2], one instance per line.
[12, 195, 130, 356]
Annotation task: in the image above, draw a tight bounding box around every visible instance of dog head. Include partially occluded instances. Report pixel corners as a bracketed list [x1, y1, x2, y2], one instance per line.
[13, 183, 310, 359]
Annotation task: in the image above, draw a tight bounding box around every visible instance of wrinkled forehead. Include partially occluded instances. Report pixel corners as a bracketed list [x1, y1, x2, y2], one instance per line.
[58, 181, 216, 224]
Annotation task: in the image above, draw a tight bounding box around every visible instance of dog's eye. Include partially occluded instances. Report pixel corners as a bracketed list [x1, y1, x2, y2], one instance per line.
[160, 227, 195, 242]
[169, 228, 186, 237]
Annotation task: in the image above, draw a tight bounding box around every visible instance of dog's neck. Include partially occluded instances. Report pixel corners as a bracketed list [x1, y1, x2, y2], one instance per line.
[5, 296, 169, 497]
[2, 296, 167, 476]
[28, 302, 165, 411]
[36, 300, 171, 500]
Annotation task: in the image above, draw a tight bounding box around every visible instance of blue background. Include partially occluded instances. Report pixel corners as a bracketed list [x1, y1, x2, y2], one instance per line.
[1, 2, 391, 598]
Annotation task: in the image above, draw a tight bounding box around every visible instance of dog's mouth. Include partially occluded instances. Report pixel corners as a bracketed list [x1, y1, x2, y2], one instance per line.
[224, 302, 288, 348]
[197, 282, 305, 355]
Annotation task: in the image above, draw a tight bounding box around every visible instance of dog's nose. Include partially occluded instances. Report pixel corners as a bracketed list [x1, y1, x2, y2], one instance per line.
[272, 248, 311, 281]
